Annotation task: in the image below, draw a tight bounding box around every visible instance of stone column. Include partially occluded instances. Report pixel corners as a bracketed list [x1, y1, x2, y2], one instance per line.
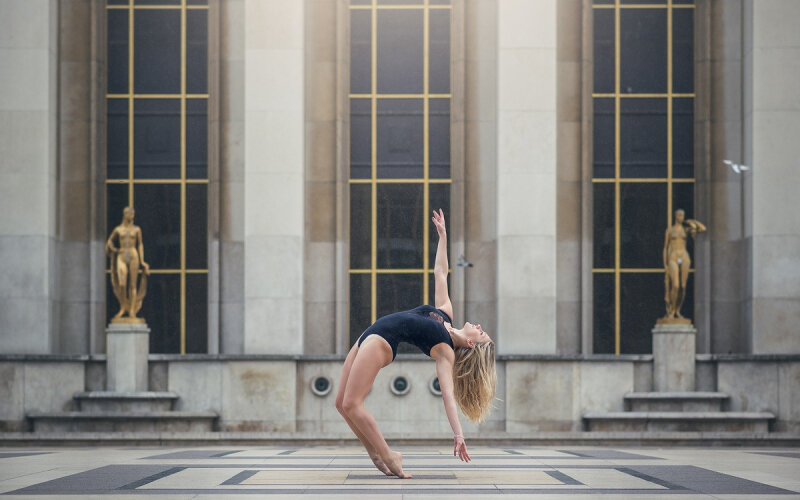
[652, 322, 696, 392]
[242, 0, 305, 354]
[106, 323, 150, 392]
[0, 0, 59, 353]
[746, 0, 800, 354]
[496, 0, 558, 354]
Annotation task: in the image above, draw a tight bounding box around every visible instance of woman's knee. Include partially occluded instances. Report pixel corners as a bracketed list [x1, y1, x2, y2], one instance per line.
[341, 396, 361, 416]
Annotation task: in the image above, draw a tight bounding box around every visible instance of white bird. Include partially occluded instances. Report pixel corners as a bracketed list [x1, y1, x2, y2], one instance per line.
[723, 159, 751, 174]
[456, 254, 473, 268]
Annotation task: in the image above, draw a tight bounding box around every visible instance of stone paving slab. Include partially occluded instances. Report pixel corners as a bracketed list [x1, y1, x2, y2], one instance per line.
[0, 445, 799, 498]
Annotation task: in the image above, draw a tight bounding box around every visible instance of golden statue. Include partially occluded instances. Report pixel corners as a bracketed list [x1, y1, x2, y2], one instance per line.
[660, 209, 706, 323]
[105, 207, 150, 323]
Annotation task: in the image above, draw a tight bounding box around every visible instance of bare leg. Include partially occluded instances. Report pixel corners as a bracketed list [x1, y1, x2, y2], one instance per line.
[342, 338, 411, 479]
[336, 343, 392, 476]
[676, 258, 691, 318]
[113, 261, 128, 318]
[667, 262, 680, 318]
[128, 255, 140, 317]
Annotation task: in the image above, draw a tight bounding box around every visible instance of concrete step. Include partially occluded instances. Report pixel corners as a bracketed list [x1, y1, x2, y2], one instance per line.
[27, 411, 218, 433]
[624, 392, 729, 412]
[583, 411, 775, 433]
[73, 391, 179, 412]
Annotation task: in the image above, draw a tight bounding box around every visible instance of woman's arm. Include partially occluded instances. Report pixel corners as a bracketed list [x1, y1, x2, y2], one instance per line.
[431, 209, 453, 319]
[435, 355, 471, 462]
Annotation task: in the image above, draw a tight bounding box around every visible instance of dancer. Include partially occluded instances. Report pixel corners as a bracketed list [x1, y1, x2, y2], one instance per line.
[336, 209, 496, 479]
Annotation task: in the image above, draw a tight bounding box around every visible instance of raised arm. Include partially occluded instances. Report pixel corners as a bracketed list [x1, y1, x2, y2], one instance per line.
[431, 209, 453, 319]
[435, 354, 471, 463]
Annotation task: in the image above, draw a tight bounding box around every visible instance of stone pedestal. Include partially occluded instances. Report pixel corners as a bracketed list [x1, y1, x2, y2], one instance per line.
[106, 322, 150, 392]
[652, 322, 696, 392]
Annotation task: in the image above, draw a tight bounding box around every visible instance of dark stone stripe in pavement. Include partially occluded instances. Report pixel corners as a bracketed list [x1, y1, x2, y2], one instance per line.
[626, 465, 797, 495]
[0, 452, 52, 459]
[750, 451, 800, 459]
[141, 450, 243, 459]
[221, 470, 259, 485]
[546, 470, 583, 485]
[119, 467, 186, 490]
[5, 465, 179, 494]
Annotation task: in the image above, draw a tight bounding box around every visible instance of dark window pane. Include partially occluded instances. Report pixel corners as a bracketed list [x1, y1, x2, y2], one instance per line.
[377, 99, 423, 178]
[135, 0, 180, 5]
[593, 183, 614, 268]
[187, 99, 208, 178]
[186, 274, 207, 353]
[673, 98, 693, 178]
[620, 273, 660, 354]
[134, 99, 180, 179]
[673, 8, 693, 93]
[186, 184, 207, 270]
[593, 9, 614, 94]
[377, 10, 423, 94]
[134, 10, 180, 93]
[350, 274, 371, 345]
[377, 274, 423, 320]
[187, 0, 208, 5]
[593, 98, 614, 178]
[673, 0, 694, 4]
[350, 99, 371, 179]
[430, 98, 450, 178]
[350, 184, 372, 269]
[377, 184, 423, 268]
[620, 9, 667, 93]
[593, 273, 614, 354]
[141, 274, 181, 353]
[429, 9, 450, 94]
[428, 183, 450, 268]
[108, 0, 128, 4]
[672, 182, 695, 267]
[350, 10, 371, 94]
[134, 184, 181, 269]
[593, 0, 613, 4]
[620, 98, 667, 178]
[186, 10, 208, 94]
[107, 99, 128, 179]
[107, 9, 128, 94]
[620, 183, 666, 268]
[106, 184, 129, 249]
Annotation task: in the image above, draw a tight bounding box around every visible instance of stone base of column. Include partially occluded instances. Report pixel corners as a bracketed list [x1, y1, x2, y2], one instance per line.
[652, 321, 696, 392]
[106, 322, 150, 392]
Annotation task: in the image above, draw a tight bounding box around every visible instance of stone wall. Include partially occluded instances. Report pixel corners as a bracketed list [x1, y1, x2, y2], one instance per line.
[4, 356, 795, 435]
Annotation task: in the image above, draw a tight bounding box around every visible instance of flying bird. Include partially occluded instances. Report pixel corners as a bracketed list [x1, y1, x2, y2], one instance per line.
[456, 254, 473, 268]
[723, 159, 751, 174]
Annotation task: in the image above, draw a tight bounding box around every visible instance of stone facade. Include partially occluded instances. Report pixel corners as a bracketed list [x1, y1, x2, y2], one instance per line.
[0, 0, 799, 433]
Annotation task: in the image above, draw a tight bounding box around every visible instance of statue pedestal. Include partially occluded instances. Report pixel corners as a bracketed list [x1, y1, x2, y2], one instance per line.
[106, 322, 150, 392]
[652, 321, 696, 392]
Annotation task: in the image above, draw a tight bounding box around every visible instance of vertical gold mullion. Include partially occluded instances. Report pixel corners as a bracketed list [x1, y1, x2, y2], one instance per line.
[422, 0, 430, 305]
[180, 0, 187, 354]
[667, 0, 673, 227]
[370, 0, 378, 324]
[613, 0, 621, 355]
[128, 0, 134, 206]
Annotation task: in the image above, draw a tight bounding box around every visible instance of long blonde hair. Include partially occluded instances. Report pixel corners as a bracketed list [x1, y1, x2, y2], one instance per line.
[452, 341, 496, 424]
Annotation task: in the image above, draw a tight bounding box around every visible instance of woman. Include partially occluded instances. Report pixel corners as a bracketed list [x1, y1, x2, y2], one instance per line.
[662, 209, 706, 320]
[335, 209, 496, 479]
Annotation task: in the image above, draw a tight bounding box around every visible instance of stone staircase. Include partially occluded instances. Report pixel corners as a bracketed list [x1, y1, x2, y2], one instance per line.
[27, 392, 218, 433]
[583, 392, 775, 432]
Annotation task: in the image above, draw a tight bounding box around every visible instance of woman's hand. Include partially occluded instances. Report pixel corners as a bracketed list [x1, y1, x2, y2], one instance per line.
[432, 208, 447, 237]
[454, 435, 471, 463]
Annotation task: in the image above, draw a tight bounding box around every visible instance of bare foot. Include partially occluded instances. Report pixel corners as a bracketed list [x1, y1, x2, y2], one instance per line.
[369, 454, 393, 476]
[384, 451, 412, 479]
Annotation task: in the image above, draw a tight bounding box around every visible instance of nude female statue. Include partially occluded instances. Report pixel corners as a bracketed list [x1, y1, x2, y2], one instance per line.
[662, 209, 706, 321]
[105, 206, 150, 322]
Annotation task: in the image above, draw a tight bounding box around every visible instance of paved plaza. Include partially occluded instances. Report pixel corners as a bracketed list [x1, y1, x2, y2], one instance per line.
[0, 445, 799, 498]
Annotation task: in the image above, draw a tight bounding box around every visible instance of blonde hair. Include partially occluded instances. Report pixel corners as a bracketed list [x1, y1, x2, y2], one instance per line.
[452, 341, 497, 424]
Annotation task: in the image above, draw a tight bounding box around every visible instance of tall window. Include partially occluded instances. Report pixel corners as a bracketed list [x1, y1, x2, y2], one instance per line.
[106, 0, 208, 354]
[348, 0, 452, 346]
[592, 0, 695, 354]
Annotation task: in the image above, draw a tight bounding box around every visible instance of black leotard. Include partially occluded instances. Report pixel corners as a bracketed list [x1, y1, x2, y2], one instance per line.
[357, 305, 454, 360]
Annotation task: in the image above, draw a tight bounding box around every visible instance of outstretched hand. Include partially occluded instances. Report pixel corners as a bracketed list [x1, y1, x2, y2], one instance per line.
[432, 209, 447, 237]
[454, 435, 471, 463]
